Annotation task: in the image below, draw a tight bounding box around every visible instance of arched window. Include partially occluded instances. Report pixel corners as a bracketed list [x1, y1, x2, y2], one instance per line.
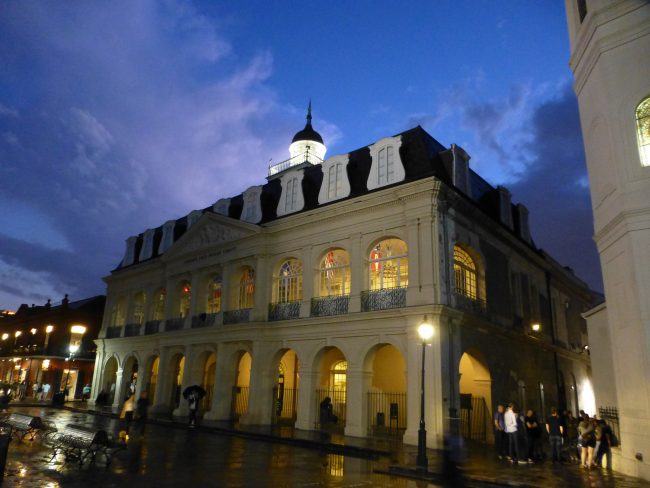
[133, 292, 146, 325]
[179, 281, 191, 318]
[369, 238, 408, 290]
[453, 246, 477, 299]
[319, 250, 350, 297]
[153, 288, 166, 320]
[238, 267, 255, 309]
[275, 259, 303, 303]
[636, 97, 650, 167]
[206, 278, 221, 314]
[110, 297, 125, 326]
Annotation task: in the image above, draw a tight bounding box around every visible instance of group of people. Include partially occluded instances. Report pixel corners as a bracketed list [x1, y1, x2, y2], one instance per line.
[494, 404, 614, 469]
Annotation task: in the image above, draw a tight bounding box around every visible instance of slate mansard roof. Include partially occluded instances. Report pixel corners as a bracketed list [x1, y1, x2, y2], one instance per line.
[115, 126, 534, 271]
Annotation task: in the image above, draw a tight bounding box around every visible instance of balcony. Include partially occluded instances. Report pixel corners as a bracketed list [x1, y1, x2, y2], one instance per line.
[105, 326, 122, 339]
[452, 292, 487, 317]
[223, 308, 252, 325]
[165, 317, 185, 332]
[124, 323, 142, 337]
[268, 301, 301, 321]
[144, 320, 161, 335]
[361, 287, 406, 312]
[311, 296, 350, 317]
[191, 312, 220, 329]
[268, 151, 323, 177]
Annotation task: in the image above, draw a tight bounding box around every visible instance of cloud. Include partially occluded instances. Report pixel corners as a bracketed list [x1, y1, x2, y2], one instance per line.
[0, 104, 18, 118]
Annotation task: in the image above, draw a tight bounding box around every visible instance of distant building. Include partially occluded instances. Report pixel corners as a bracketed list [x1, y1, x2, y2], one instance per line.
[92, 106, 595, 446]
[566, 0, 650, 479]
[0, 295, 105, 399]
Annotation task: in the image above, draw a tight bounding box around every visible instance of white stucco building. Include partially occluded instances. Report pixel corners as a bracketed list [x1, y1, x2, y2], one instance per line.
[566, 0, 650, 479]
[91, 106, 595, 448]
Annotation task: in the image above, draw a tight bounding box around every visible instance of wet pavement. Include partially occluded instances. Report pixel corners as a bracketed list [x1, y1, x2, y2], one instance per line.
[0, 405, 649, 487]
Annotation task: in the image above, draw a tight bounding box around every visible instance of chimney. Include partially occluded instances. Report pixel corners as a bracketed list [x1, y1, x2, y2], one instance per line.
[517, 203, 531, 243]
[451, 144, 471, 196]
[497, 186, 513, 229]
[62, 294, 69, 307]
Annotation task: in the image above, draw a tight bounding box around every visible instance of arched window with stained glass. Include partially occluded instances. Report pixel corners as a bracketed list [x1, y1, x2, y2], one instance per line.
[275, 258, 303, 303]
[179, 281, 191, 318]
[319, 250, 351, 297]
[133, 292, 146, 325]
[206, 277, 222, 313]
[368, 238, 408, 290]
[636, 97, 650, 167]
[153, 288, 166, 320]
[238, 267, 255, 309]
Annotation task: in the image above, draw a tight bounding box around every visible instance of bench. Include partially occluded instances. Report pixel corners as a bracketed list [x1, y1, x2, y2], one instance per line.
[1, 413, 46, 441]
[49, 424, 125, 465]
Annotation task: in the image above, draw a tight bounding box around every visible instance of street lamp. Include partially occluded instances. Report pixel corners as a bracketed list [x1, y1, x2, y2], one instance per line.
[417, 315, 434, 471]
[44, 325, 54, 353]
[63, 344, 80, 401]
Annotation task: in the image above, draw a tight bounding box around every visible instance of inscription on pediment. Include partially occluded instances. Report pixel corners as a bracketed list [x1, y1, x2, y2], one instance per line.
[185, 224, 246, 253]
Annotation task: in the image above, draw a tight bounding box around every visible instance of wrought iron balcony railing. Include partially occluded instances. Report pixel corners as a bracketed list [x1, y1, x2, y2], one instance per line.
[223, 308, 252, 325]
[105, 326, 122, 339]
[144, 320, 161, 335]
[165, 317, 185, 332]
[268, 301, 301, 321]
[311, 296, 350, 317]
[268, 151, 323, 177]
[361, 287, 406, 312]
[452, 292, 487, 316]
[124, 323, 142, 337]
[191, 312, 220, 329]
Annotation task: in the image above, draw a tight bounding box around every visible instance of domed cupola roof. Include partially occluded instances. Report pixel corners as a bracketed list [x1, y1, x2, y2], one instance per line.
[292, 101, 323, 144]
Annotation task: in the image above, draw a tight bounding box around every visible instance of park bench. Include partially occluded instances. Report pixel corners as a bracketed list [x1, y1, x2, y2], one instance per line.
[0, 413, 47, 441]
[49, 424, 125, 466]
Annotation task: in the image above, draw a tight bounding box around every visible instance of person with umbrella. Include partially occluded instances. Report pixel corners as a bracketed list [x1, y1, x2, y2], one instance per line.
[183, 385, 206, 428]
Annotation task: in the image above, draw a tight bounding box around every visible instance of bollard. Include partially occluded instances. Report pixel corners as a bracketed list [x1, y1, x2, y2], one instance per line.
[0, 430, 11, 478]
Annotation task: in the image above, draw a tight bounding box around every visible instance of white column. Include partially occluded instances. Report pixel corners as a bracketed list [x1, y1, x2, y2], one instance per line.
[111, 367, 125, 408]
[295, 368, 318, 431]
[349, 233, 363, 313]
[151, 349, 171, 415]
[88, 348, 105, 405]
[240, 345, 275, 426]
[203, 346, 236, 421]
[252, 255, 271, 322]
[344, 367, 372, 438]
[173, 349, 193, 417]
[300, 246, 314, 318]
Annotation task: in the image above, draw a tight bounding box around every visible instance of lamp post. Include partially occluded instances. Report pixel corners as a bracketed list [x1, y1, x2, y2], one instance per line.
[64, 344, 79, 401]
[417, 315, 434, 471]
[44, 325, 54, 354]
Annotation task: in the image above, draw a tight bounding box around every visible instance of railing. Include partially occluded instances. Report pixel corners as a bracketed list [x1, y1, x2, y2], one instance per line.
[453, 292, 488, 316]
[361, 287, 406, 312]
[268, 151, 323, 177]
[223, 308, 252, 325]
[311, 296, 350, 317]
[268, 301, 301, 321]
[191, 312, 220, 329]
[165, 317, 185, 332]
[144, 320, 161, 335]
[272, 387, 298, 423]
[105, 326, 122, 339]
[367, 391, 407, 431]
[231, 386, 249, 420]
[124, 323, 141, 337]
[315, 388, 347, 426]
[598, 406, 621, 446]
[459, 395, 489, 442]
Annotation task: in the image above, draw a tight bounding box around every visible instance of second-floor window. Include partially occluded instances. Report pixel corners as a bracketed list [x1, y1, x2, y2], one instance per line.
[179, 281, 191, 318]
[453, 246, 477, 299]
[238, 267, 255, 309]
[153, 288, 166, 320]
[133, 292, 145, 325]
[275, 258, 303, 303]
[319, 249, 350, 296]
[207, 278, 222, 313]
[110, 297, 125, 326]
[369, 238, 408, 290]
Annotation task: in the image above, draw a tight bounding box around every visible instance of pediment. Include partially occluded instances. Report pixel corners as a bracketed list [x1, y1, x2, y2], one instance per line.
[161, 213, 260, 261]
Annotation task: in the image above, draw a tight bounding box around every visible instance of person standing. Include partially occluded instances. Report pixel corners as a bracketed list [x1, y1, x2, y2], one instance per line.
[595, 419, 612, 469]
[120, 394, 135, 434]
[188, 392, 199, 427]
[505, 403, 523, 463]
[565, 411, 579, 462]
[493, 404, 506, 459]
[42, 383, 51, 401]
[31, 382, 38, 399]
[546, 408, 564, 463]
[578, 414, 596, 468]
[135, 392, 149, 435]
[524, 409, 541, 462]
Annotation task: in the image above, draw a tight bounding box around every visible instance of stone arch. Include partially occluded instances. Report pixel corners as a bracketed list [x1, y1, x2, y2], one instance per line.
[101, 355, 119, 402]
[312, 346, 348, 428]
[314, 247, 351, 298]
[142, 354, 160, 402]
[120, 353, 140, 402]
[366, 236, 409, 291]
[231, 349, 252, 420]
[167, 353, 185, 411]
[363, 343, 408, 432]
[269, 348, 300, 424]
[459, 349, 492, 442]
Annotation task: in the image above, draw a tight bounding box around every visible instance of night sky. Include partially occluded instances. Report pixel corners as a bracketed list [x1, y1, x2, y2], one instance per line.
[0, 1, 602, 309]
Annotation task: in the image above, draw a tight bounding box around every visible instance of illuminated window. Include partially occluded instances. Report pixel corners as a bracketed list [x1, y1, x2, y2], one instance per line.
[453, 246, 477, 299]
[133, 292, 146, 325]
[369, 239, 408, 290]
[378, 146, 395, 185]
[238, 267, 255, 309]
[153, 288, 166, 320]
[330, 360, 347, 402]
[327, 163, 344, 199]
[319, 250, 350, 297]
[207, 278, 222, 313]
[69, 325, 86, 352]
[179, 281, 191, 318]
[109, 297, 125, 326]
[636, 97, 650, 167]
[274, 259, 303, 303]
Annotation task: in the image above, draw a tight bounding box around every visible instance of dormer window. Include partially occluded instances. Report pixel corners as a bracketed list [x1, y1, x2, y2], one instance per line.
[159, 220, 175, 254]
[123, 236, 138, 266]
[367, 136, 405, 191]
[241, 186, 262, 224]
[187, 210, 202, 228]
[378, 146, 395, 185]
[328, 163, 344, 199]
[285, 178, 299, 212]
[319, 155, 350, 204]
[139, 229, 155, 261]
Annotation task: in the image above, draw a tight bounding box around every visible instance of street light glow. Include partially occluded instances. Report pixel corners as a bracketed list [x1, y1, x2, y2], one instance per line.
[45, 325, 54, 333]
[69, 344, 80, 354]
[71, 325, 87, 335]
[531, 323, 541, 332]
[418, 316, 434, 341]
[1, 334, 7, 340]
[30, 328, 37, 335]
[14, 331, 22, 338]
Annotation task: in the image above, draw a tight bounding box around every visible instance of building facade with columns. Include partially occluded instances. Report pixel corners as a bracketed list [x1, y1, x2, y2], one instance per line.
[91, 108, 595, 447]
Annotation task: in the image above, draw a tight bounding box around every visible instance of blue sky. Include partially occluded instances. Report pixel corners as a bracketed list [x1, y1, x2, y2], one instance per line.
[0, 1, 601, 309]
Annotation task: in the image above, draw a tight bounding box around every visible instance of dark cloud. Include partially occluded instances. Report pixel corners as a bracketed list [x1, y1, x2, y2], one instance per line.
[509, 84, 603, 292]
